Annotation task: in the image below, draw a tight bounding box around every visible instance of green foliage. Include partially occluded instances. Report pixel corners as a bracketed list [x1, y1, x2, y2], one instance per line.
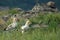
[0, 11, 60, 40]
[0, 28, 57, 40]
[9, 9, 20, 15]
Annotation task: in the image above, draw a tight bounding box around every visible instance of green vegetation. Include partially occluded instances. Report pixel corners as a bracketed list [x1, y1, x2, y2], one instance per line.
[0, 10, 60, 40]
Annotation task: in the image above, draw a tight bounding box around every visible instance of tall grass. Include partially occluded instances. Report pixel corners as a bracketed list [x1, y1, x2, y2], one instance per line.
[0, 10, 60, 40]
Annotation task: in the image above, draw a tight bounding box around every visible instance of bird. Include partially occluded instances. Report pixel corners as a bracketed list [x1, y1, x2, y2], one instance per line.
[21, 19, 31, 34]
[4, 15, 19, 31]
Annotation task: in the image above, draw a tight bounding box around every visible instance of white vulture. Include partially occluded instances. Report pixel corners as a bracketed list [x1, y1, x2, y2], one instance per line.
[21, 19, 31, 34]
[5, 15, 19, 30]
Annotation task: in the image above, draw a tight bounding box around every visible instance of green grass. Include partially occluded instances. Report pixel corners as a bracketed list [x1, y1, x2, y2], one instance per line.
[0, 28, 57, 40]
[0, 10, 60, 40]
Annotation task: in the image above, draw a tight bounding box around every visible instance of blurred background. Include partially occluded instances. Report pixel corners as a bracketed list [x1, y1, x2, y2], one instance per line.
[0, 0, 59, 10]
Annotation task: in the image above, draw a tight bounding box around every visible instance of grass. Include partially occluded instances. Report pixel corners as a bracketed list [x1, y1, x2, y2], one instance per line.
[0, 28, 57, 40]
[0, 10, 60, 40]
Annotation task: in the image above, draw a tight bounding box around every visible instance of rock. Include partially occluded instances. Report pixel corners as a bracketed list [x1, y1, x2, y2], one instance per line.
[40, 24, 48, 27]
[31, 3, 41, 13]
[47, 1, 55, 8]
[2, 14, 11, 22]
[46, 1, 58, 12]
[32, 24, 48, 28]
[32, 24, 40, 28]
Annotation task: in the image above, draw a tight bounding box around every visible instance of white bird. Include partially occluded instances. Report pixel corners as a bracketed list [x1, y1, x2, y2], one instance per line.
[5, 15, 18, 30]
[21, 19, 31, 34]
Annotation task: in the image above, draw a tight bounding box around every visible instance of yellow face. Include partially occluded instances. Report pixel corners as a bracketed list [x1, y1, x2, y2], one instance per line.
[13, 17, 19, 21]
[26, 20, 32, 25]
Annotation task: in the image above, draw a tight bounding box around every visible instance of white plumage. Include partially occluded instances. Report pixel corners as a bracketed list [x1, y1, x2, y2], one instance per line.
[21, 19, 31, 34]
[5, 15, 18, 30]
[6, 22, 17, 30]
